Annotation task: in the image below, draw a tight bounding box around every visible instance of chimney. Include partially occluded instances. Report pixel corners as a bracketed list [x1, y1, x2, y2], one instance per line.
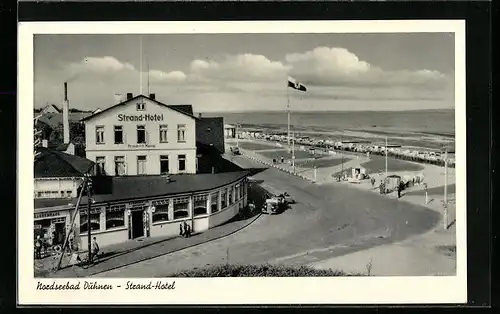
[42, 139, 48, 148]
[149, 93, 155, 100]
[63, 82, 70, 144]
[113, 93, 123, 105]
[126, 93, 133, 100]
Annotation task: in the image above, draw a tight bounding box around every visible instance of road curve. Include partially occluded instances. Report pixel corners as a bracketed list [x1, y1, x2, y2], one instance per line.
[97, 155, 440, 277]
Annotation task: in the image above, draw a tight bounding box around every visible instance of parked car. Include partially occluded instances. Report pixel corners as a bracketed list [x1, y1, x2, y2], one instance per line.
[281, 192, 295, 204]
[230, 146, 240, 155]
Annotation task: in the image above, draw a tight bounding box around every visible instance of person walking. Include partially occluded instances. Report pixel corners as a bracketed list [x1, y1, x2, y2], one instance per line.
[91, 237, 100, 263]
[183, 221, 190, 238]
[179, 222, 184, 237]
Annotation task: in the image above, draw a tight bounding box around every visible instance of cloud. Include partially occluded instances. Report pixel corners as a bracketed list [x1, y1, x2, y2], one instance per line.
[286, 47, 449, 89]
[66, 56, 135, 77]
[149, 70, 187, 83]
[189, 53, 289, 82]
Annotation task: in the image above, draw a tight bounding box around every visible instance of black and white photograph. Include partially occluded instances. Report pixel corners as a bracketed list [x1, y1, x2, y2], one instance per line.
[18, 21, 467, 305]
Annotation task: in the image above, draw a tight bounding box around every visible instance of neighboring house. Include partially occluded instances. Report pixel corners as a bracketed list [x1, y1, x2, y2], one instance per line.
[196, 117, 225, 154]
[47, 142, 76, 156]
[41, 104, 61, 115]
[81, 93, 199, 176]
[224, 124, 236, 138]
[34, 147, 95, 199]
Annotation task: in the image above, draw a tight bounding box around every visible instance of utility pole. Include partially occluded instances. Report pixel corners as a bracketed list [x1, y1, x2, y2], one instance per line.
[236, 123, 240, 148]
[86, 175, 93, 264]
[340, 134, 344, 180]
[385, 136, 388, 179]
[292, 131, 295, 173]
[444, 146, 448, 229]
[56, 177, 87, 270]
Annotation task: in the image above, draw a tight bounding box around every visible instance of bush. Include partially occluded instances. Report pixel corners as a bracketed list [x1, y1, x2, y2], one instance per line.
[168, 264, 362, 277]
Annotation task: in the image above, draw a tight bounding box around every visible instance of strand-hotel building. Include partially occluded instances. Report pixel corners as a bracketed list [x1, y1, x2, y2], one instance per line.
[34, 89, 249, 249]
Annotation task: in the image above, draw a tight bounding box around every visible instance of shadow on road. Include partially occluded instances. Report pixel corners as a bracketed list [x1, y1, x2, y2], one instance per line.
[245, 167, 268, 176]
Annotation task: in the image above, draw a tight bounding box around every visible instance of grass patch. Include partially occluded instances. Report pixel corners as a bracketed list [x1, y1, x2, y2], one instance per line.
[237, 142, 280, 151]
[168, 264, 362, 277]
[361, 155, 425, 173]
[298, 158, 351, 169]
[259, 150, 325, 161]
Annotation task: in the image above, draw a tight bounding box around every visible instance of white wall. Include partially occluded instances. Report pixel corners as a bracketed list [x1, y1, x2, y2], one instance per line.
[34, 178, 83, 199]
[85, 96, 197, 175]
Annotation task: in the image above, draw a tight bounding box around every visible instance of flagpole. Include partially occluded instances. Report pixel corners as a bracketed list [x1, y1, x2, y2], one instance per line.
[444, 145, 448, 229]
[147, 58, 150, 96]
[140, 35, 143, 95]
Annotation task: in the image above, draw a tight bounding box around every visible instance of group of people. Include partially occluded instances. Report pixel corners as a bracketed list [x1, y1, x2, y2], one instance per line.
[179, 221, 192, 238]
[272, 156, 286, 164]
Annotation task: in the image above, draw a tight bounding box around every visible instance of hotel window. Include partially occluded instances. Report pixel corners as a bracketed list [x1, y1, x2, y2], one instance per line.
[137, 156, 147, 175]
[159, 125, 168, 143]
[66, 190, 72, 197]
[114, 125, 123, 144]
[235, 184, 240, 200]
[177, 124, 186, 143]
[239, 182, 244, 198]
[96, 156, 106, 175]
[221, 190, 227, 209]
[80, 208, 101, 233]
[96, 126, 105, 144]
[228, 187, 233, 205]
[36, 192, 42, 198]
[136, 102, 146, 111]
[160, 155, 169, 174]
[211, 193, 219, 213]
[173, 197, 189, 220]
[105, 204, 125, 229]
[152, 199, 169, 223]
[114, 156, 126, 176]
[137, 125, 146, 144]
[178, 154, 186, 172]
[193, 195, 208, 216]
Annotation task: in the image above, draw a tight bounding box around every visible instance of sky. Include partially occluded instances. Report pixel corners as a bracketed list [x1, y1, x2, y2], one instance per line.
[34, 33, 455, 112]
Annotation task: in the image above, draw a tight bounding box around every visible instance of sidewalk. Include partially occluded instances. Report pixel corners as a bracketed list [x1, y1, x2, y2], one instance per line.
[37, 211, 262, 278]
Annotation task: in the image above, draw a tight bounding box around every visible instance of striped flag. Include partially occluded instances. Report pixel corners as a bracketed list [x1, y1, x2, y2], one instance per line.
[287, 76, 307, 92]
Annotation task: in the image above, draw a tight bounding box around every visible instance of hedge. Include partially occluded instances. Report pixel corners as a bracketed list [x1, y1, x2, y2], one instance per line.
[168, 264, 362, 277]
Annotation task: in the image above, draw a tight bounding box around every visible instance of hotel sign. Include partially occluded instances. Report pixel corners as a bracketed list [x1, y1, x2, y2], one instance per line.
[128, 144, 156, 148]
[118, 114, 164, 122]
[34, 211, 66, 219]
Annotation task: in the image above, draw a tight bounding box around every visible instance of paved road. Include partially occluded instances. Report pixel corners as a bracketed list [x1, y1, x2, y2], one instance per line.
[98, 156, 440, 277]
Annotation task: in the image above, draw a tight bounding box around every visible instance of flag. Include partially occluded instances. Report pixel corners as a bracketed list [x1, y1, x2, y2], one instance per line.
[287, 76, 307, 92]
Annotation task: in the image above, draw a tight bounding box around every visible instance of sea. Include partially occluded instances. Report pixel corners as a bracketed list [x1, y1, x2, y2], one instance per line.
[202, 109, 455, 150]
[203, 110, 455, 136]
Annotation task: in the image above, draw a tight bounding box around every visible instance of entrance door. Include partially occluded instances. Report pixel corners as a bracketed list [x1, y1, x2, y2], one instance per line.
[131, 210, 144, 239]
[53, 223, 66, 245]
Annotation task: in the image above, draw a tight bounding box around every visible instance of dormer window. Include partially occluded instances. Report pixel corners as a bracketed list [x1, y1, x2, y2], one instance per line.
[136, 102, 146, 111]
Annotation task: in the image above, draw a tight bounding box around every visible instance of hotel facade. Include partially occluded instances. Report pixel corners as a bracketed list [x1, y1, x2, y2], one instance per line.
[34, 93, 249, 251]
[83, 93, 198, 176]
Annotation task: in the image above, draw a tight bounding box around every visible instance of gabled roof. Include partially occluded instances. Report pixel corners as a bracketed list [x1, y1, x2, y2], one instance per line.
[35, 147, 94, 178]
[43, 104, 61, 113]
[81, 94, 199, 122]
